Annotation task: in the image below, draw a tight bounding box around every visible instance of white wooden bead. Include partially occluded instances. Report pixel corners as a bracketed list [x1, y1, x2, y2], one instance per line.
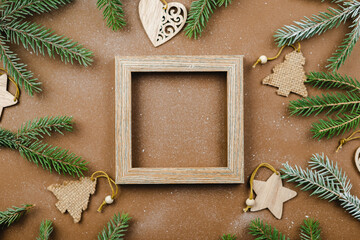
[246, 198, 255, 206]
[105, 195, 114, 204]
[259, 55, 267, 64]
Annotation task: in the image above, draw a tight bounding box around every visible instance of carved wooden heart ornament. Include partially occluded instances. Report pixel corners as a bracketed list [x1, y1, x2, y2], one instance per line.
[354, 147, 360, 173]
[139, 0, 187, 47]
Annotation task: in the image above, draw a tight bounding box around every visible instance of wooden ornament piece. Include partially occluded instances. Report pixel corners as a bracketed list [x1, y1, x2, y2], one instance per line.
[250, 173, 297, 219]
[354, 147, 360, 173]
[48, 177, 97, 223]
[262, 51, 308, 97]
[139, 0, 187, 47]
[0, 74, 17, 118]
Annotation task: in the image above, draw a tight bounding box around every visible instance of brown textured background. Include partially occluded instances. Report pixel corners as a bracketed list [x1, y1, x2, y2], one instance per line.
[1, 0, 359, 239]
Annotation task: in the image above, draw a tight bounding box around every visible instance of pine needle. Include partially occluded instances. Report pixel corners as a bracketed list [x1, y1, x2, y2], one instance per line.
[220, 234, 237, 240]
[282, 154, 360, 221]
[249, 218, 290, 240]
[300, 218, 321, 240]
[249, 218, 322, 240]
[37, 220, 53, 240]
[0, 116, 89, 177]
[184, 0, 231, 39]
[289, 92, 360, 117]
[1, 0, 72, 21]
[0, 204, 33, 227]
[306, 72, 360, 92]
[0, 0, 93, 95]
[0, 35, 40, 95]
[274, 1, 360, 70]
[97, 213, 131, 240]
[97, 0, 126, 31]
[289, 71, 360, 139]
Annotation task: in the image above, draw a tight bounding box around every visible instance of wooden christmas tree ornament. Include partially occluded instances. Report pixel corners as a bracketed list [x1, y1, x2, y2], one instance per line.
[243, 163, 297, 219]
[0, 72, 19, 119]
[253, 43, 308, 97]
[48, 171, 118, 223]
[139, 0, 187, 47]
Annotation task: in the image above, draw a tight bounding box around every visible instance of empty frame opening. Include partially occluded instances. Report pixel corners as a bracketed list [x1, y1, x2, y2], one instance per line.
[131, 72, 227, 168]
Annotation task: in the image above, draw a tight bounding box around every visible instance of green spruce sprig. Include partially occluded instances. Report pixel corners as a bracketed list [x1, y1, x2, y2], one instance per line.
[220, 234, 237, 240]
[98, 213, 131, 240]
[249, 218, 290, 240]
[0, 116, 89, 177]
[96, 0, 126, 31]
[0, 0, 93, 95]
[300, 218, 321, 240]
[184, 0, 231, 39]
[282, 154, 360, 221]
[248, 218, 321, 240]
[0, 204, 33, 227]
[37, 220, 53, 240]
[289, 72, 360, 139]
[274, 1, 360, 70]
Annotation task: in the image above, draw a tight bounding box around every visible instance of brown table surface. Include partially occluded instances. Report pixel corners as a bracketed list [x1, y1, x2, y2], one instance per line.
[1, 0, 359, 239]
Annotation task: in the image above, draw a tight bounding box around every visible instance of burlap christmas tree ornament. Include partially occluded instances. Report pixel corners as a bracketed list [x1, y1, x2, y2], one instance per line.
[48, 171, 118, 223]
[262, 50, 308, 97]
[48, 177, 97, 223]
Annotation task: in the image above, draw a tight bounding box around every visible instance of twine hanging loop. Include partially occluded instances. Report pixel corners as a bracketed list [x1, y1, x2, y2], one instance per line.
[91, 171, 118, 213]
[336, 130, 360, 152]
[243, 163, 279, 212]
[252, 43, 301, 68]
[161, 0, 168, 9]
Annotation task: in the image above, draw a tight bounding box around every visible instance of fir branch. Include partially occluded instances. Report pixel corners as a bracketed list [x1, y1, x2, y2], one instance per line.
[300, 218, 321, 240]
[289, 92, 360, 117]
[16, 116, 73, 141]
[37, 220, 53, 240]
[0, 204, 33, 227]
[327, 15, 360, 70]
[97, 0, 126, 31]
[289, 72, 360, 139]
[311, 110, 360, 139]
[2, 20, 93, 66]
[217, 0, 232, 7]
[274, 6, 354, 46]
[249, 218, 290, 240]
[1, 0, 72, 21]
[184, 0, 217, 39]
[98, 213, 131, 240]
[184, 0, 230, 39]
[281, 154, 360, 221]
[306, 72, 360, 92]
[0, 35, 40, 95]
[0, 116, 89, 177]
[18, 139, 88, 177]
[220, 234, 237, 240]
[274, 1, 360, 70]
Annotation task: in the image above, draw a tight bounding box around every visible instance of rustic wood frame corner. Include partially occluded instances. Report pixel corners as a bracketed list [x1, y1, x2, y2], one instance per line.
[115, 55, 244, 184]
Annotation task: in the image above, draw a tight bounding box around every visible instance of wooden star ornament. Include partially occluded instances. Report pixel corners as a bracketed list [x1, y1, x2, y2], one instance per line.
[0, 74, 17, 118]
[250, 173, 297, 219]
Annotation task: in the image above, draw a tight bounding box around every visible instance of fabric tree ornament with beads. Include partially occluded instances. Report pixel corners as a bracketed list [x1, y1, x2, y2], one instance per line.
[243, 163, 297, 219]
[48, 171, 118, 223]
[254, 44, 308, 97]
[139, 0, 187, 47]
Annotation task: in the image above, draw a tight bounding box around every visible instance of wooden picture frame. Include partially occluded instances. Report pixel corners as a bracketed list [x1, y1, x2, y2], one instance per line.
[115, 56, 244, 184]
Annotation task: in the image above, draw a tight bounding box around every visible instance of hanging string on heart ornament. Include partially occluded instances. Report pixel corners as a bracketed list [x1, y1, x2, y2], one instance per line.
[253, 43, 308, 98]
[243, 163, 297, 219]
[335, 129, 360, 173]
[139, 0, 187, 47]
[48, 171, 118, 223]
[0, 68, 19, 120]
